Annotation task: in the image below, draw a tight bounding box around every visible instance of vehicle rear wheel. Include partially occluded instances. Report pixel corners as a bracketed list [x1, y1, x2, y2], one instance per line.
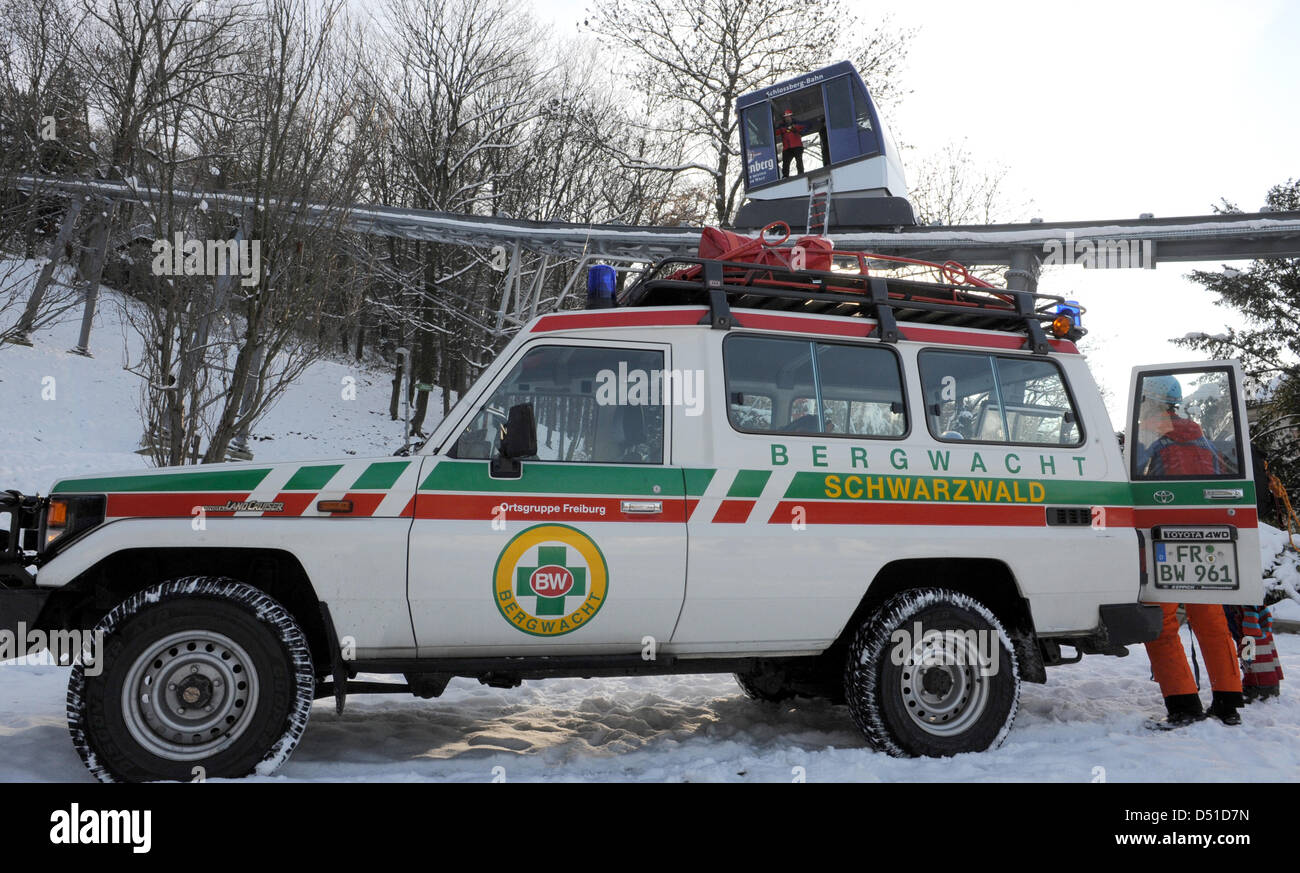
[67, 577, 315, 782]
[844, 588, 1019, 757]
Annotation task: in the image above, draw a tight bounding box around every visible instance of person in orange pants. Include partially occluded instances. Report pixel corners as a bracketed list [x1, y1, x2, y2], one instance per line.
[1144, 602, 1244, 727]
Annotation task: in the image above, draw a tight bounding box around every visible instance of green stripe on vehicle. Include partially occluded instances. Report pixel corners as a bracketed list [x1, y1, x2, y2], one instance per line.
[51, 468, 272, 494]
[783, 471, 1133, 505]
[421, 460, 683, 495]
[684, 468, 716, 496]
[283, 464, 343, 491]
[351, 461, 410, 490]
[727, 469, 772, 498]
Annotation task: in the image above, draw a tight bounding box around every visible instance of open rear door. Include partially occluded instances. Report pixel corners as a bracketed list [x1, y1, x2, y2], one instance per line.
[1126, 361, 1263, 605]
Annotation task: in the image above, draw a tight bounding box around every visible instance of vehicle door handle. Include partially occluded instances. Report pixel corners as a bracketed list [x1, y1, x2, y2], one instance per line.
[621, 500, 663, 514]
[1203, 488, 1243, 500]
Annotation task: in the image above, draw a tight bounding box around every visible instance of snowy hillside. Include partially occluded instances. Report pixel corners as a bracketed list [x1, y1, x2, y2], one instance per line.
[2, 277, 1299, 782]
[0, 274, 423, 495]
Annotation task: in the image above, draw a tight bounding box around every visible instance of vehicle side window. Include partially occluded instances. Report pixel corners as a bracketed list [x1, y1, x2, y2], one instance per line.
[449, 345, 665, 464]
[919, 350, 1082, 446]
[724, 335, 906, 437]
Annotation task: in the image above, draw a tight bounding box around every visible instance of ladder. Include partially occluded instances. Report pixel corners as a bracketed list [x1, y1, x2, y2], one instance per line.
[806, 175, 832, 236]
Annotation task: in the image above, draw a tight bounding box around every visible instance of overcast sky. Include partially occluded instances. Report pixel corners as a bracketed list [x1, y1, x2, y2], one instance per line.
[531, 0, 1299, 427]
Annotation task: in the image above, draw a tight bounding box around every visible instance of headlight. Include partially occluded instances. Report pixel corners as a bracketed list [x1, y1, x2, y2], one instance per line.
[43, 495, 106, 550]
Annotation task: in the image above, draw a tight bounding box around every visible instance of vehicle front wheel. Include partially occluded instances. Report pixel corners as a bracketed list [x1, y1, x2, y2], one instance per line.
[67, 577, 315, 782]
[844, 588, 1019, 757]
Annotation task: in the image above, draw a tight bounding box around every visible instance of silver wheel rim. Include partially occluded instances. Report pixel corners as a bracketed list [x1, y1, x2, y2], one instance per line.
[897, 629, 992, 737]
[120, 629, 260, 761]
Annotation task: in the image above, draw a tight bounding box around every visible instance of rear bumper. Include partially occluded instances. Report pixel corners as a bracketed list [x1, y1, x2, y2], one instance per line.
[1098, 602, 1164, 646]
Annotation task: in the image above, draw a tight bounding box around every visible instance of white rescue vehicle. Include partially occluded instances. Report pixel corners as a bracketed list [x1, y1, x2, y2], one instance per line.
[0, 231, 1264, 780]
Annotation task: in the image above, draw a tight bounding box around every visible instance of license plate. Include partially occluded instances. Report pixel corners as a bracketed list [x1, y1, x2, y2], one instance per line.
[1152, 527, 1238, 590]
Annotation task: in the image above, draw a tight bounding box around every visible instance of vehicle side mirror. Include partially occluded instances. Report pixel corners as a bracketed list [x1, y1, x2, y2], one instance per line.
[491, 403, 537, 478]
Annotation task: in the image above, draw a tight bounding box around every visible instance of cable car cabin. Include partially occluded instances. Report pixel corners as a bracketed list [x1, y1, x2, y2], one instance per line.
[733, 61, 916, 234]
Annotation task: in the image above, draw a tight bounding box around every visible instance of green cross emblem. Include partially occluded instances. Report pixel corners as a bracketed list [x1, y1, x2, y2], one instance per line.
[516, 545, 586, 616]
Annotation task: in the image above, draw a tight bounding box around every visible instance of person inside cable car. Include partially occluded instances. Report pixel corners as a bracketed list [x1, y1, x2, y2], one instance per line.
[776, 109, 808, 178]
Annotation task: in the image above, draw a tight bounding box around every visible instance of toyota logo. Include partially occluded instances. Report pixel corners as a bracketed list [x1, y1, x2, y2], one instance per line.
[1153, 490, 1176, 504]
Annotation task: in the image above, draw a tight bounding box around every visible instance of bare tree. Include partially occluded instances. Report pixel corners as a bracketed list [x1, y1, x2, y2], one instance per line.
[369, 0, 547, 429]
[908, 140, 1029, 227]
[0, 0, 93, 345]
[113, 0, 368, 465]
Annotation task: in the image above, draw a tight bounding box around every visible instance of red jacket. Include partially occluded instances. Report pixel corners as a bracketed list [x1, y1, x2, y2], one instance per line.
[777, 122, 806, 150]
[1139, 415, 1224, 476]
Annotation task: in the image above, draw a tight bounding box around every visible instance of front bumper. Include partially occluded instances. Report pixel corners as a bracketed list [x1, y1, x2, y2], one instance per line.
[0, 586, 52, 639]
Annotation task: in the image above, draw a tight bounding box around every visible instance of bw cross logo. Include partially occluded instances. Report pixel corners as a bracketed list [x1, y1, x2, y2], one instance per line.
[494, 524, 608, 636]
[517, 546, 586, 615]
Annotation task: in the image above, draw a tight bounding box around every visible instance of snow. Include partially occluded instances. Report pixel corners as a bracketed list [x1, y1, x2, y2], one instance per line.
[2, 271, 1298, 781]
[0, 269, 417, 496]
[1262, 523, 1300, 623]
[4, 645, 1299, 782]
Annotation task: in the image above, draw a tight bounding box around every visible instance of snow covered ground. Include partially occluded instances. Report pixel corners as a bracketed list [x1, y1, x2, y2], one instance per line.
[2, 276, 1299, 782]
[3, 642, 1298, 783]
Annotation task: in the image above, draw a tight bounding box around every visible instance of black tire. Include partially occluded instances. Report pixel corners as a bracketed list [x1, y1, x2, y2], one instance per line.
[67, 577, 315, 782]
[844, 588, 1019, 757]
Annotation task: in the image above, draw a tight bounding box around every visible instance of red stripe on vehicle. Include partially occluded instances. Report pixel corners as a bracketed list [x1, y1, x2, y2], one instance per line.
[265, 492, 315, 517]
[685, 498, 700, 520]
[106, 493, 251, 518]
[529, 307, 1077, 352]
[1135, 507, 1258, 528]
[733, 311, 870, 338]
[711, 499, 756, 523]
[531, 309, 706, 332]
[766, 500, 1047, 526]
[399, 496, 415, 517]
[414, 493, 687, 522]
[888, 324, 1079, 354]
[739, 313, 1078, 352]
[1100, 506, 1136, 528]
[340, 492, 387, 517]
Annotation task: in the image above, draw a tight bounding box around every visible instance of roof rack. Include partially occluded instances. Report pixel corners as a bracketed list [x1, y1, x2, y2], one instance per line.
[619, 256, 1084, 354]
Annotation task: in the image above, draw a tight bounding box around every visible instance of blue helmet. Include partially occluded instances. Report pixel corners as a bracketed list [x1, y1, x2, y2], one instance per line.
[1143, 374, 1182, 405]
